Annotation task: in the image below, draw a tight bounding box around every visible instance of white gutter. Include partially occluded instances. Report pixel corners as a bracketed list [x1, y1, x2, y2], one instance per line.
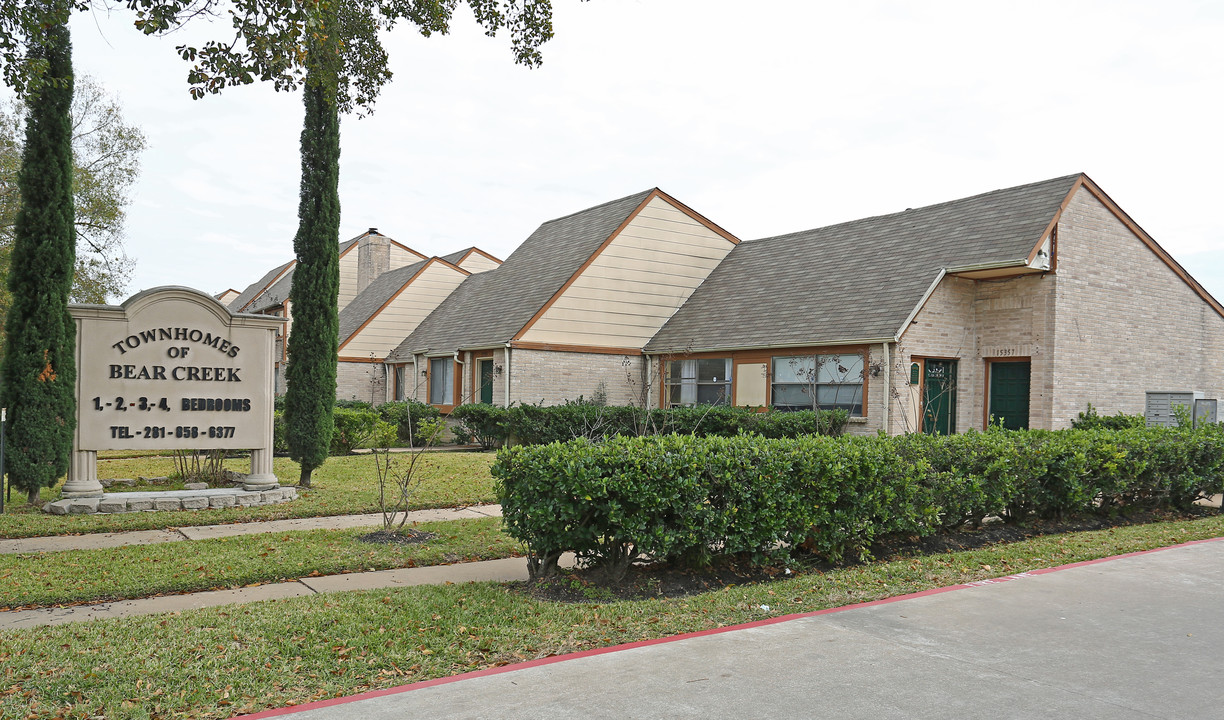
[643, 337, 897, 357]
[944, 259, 1029, 274]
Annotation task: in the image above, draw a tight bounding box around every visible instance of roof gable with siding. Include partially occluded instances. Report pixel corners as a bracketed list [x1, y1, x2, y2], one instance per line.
[338, 258, 470, 358]
[390, 190, 659, 357]
[516, 194, 739, 350]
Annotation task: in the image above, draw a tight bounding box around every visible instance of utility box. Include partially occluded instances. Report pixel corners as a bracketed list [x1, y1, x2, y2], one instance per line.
[1194, 398, 1218, 427]
[1145, 391, 1199, 427]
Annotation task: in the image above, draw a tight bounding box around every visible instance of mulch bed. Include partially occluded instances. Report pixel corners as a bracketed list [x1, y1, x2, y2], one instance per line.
[356, 529, 438, 546]
[518, 507, 1216, 604]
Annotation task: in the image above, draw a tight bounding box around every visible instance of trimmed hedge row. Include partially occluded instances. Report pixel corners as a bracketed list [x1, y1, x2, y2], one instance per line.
[492, 426, 1224, 577]
[452, 402, 849, 449]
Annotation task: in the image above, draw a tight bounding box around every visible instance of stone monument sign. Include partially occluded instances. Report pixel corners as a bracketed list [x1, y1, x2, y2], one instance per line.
[64, 287, 285, 498]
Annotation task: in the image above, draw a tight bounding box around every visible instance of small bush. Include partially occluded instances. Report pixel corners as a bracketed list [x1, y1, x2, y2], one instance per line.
[330, 408, 381, 455]
[451, 404, 511, 450]
[272, 410, 289, 454]
[1072, 403, 1145, 431]
[377, 401, 441, 447]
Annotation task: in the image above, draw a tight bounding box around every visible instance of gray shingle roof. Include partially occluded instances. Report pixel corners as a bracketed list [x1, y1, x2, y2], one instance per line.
[231, 260, 293, 312]
[233, 239, 358, 313]
[249, 267, 293, 312]
[440, 248, 475, 265]
[388, 190, 655, 360]
[645, 174, 1080, 353]
[337, 259, 430, 346]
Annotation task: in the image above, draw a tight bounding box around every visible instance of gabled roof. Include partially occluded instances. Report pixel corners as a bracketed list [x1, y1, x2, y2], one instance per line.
[336, 258, 439, 349]
[230, 259, 294, 313]
[232, 238, 360, 313]
[389, 190, 656, 359]
[646, 174, 1082, 353]
[440, 247, 476, 265]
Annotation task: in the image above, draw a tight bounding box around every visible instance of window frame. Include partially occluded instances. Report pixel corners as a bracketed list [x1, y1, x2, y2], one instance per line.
[428, 357, 456, 408]
[664, 357, 732, 408]
[769, 352, 865, 416]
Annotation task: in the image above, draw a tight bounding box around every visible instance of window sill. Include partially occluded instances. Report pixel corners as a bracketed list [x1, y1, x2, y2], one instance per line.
[847, 416, 868, 424]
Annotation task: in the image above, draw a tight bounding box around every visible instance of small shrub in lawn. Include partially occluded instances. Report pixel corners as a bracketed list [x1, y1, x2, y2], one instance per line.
[377, 400, 441, 447]
[330, 408, 381, 455]
[451, 403, 511, 449]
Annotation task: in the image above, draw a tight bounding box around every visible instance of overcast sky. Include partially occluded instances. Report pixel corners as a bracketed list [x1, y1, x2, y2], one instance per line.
[63, 0, 1224, 304]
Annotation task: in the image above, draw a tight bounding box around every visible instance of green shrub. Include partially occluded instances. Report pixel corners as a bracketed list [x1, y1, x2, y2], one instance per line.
[1072, 403, 1145, 430]
[451, 404, 511, 450]
[376, 401, 441, 447]
[335, 399, 374, 411]
[494, 425, 1224, 578]
[330, 408, 381, 455]
[505, 402, 847, 445]
[272, 411, 289, 454]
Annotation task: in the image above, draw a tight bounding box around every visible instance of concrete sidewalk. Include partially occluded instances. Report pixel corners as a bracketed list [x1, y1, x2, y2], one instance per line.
[245, 537, 1224, 720]
[0, 504, 503, 554]
[0, 504, 518, 630]
[0, 554, 548, 630]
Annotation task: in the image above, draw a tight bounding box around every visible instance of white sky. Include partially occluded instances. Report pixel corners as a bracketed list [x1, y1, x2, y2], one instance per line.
[67, 0, 1224, 304]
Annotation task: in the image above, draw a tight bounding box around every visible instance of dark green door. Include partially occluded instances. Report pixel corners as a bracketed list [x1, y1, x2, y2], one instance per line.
[922, 360, 957, 435]
[478, 359, 494, 405]
[989, 361, 1030, 430]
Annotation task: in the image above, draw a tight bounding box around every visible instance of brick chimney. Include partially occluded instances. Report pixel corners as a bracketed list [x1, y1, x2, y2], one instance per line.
[357, 228, 390, 294]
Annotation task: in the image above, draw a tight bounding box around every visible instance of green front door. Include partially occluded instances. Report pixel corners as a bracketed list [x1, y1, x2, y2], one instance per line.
[989, 361, 1031, 430]
[478, 359, 494, 405]
[922, 360, 957, 435]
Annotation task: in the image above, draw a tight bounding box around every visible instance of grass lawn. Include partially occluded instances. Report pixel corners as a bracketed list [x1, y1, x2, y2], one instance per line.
[1, 513, 1221, 719]
[0, 452, 498, 539]
[0, 517, 519, 609]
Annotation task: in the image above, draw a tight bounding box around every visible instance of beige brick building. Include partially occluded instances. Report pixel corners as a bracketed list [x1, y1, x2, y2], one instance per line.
[648, 174, 1224, 435]
[227, 174, 1223, 436]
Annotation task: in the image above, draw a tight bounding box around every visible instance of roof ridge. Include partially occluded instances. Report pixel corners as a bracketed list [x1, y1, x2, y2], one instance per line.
[746, 173, 1082, 246]
[537, 188, 656, 227]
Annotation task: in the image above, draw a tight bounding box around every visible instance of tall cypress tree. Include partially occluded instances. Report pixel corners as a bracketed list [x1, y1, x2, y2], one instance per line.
[1, 6, 76, 504]
[283, 9, 341, 488]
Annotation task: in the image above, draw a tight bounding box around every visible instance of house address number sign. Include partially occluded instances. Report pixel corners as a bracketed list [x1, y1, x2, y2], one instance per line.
[64, 287, 285, 498]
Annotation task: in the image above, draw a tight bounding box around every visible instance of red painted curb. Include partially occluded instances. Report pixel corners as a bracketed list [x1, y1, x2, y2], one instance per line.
[238, 534, 1224, 718]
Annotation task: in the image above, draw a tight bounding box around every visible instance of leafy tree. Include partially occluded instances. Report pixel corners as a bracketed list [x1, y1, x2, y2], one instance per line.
[1, 4, 77, 504]
[0, 75, 145, 327]
[0, 1, 566, 492]
[283, 4, 342, 488]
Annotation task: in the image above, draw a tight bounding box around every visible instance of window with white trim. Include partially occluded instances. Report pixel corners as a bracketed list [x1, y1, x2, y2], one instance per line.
[771, 353, 864, 416]
[666, 358, 731, 407]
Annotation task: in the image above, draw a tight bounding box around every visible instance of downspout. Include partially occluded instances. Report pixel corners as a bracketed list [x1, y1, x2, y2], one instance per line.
[453, 351, 465, 404]
[644, 355, 653, 409]
[881, 342, 891, 435]
[504, 344, 512, 408]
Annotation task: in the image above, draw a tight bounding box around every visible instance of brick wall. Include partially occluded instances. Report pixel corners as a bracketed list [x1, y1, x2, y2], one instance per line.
[893, 272, 1056, 433]
[1050, 189, 1224, 425]
[508, 349, 646, 407]
[336, 361, 385, 403]
[894, 275, 980, 434]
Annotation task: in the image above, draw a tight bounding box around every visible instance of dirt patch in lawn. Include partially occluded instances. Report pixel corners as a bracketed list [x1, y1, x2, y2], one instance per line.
[356, 529, 438, 546]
